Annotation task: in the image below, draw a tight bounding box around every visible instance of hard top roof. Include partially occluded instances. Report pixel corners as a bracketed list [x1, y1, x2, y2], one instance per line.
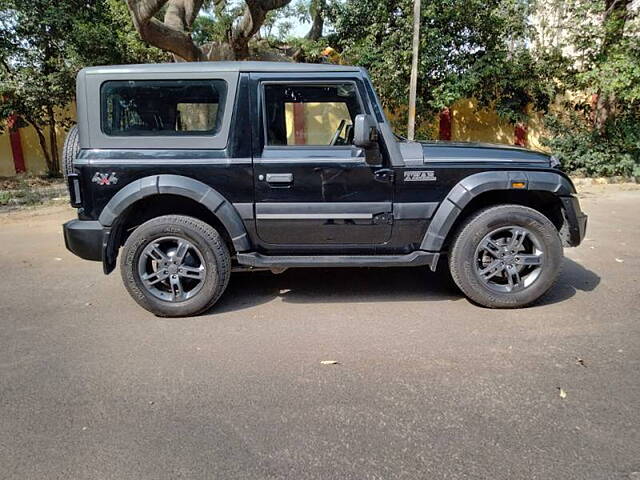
[80, 61, 363, 76]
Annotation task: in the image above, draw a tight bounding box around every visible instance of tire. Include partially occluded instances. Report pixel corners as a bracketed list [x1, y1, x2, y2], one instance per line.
[448, 205, 563, 308]
[120, 215, 231, 317]
[62, 125, 79, 179]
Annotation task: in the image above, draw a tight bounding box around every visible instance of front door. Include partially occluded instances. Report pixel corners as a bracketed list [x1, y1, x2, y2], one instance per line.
[252, 77, 393, 250]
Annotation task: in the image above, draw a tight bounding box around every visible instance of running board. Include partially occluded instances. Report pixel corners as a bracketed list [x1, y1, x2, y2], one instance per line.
[236, 251, 439, 271]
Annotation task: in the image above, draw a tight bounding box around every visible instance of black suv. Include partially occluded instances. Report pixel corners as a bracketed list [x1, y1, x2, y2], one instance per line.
[62, 61, 587, 317]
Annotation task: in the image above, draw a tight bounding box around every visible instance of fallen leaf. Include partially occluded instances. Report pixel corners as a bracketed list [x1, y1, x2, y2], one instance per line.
[615, 258, 624, 263]
[320, 360, 339, 365]
[558, 388, 567, 399]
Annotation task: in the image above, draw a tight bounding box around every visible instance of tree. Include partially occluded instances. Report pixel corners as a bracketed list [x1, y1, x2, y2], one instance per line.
[0, 0, 166, 175]
[330, 0, 559, 132]
[534, 0, 639, 177]
[584, 0, 636, 131]
[126, 0, 296, 61]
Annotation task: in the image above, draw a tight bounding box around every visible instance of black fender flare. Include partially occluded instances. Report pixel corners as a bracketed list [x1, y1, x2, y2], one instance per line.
[420, 170, 576, 252]
[99, 174, 251, 252]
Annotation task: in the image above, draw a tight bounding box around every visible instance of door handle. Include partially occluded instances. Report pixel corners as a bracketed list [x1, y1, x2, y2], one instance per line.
[265, 173, 293, 184]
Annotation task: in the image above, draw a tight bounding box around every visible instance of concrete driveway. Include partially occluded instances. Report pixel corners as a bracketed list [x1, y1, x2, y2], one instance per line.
[1, 185, 638, 479]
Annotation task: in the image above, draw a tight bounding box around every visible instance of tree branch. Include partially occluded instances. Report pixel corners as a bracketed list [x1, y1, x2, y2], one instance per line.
[305, 0, 325, 41]
[127, 0, 292, 61]
[164, 0, 203, 32]
[127, 0, 204, 61]
[232, 0, 292, 57]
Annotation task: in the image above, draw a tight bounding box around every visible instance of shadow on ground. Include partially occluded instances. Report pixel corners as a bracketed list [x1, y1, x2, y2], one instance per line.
[537, 257, 601, 306]
[210, 258, 600, 314]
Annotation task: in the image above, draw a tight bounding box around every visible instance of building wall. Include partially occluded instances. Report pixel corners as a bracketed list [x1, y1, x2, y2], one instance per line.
[0, 105, 74, 177]
[451, 98, 516, 144]
[0, 131, 15, 177]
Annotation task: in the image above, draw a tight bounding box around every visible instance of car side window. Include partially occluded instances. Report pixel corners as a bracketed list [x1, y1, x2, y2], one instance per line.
[101, 80, 227, 136]
[263, 83, 363, 146]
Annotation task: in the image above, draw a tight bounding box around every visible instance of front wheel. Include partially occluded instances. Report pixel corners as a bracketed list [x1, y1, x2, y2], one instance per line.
[448, 205, 563, 308]
[120, 215, 231, 317]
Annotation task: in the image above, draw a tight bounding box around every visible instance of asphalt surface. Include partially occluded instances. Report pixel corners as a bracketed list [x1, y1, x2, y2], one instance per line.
[1, 185, 639, 480]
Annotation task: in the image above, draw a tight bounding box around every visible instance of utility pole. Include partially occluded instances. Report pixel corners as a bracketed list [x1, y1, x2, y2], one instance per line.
[407, 0, 421, 140]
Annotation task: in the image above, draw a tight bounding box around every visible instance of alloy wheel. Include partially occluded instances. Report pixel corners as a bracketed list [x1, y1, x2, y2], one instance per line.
[474, 226, 544, 293]
[137, 236, 206, 302]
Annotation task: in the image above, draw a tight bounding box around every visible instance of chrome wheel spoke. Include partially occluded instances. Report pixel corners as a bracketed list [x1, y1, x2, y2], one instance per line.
[179, 265, 204, 280]
[508, 228, 527, 252]
[142, 269, 168, 286]
[505, 265, 522, 291]
[148, 244, 168, 262]
[174, 240, 189, 265]
[478, 260, 505, 281]
[480, 238, 502, 258]
[169, 275, 184, 301]
[515, 253, 542, 266]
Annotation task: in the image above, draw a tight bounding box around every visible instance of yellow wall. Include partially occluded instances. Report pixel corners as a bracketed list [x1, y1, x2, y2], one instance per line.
[389, 98, 549, 152]
[0, 104, 74, 177]
[451, 98, 515, 144]
[0, 131, 15, 177]
[284, 102, 351, 145]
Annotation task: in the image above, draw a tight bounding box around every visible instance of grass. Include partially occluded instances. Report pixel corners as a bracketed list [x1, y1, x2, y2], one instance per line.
[0, 174, 66, 208]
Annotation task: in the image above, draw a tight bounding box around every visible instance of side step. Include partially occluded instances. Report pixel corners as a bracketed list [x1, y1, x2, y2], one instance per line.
[236, 251, 440, 271]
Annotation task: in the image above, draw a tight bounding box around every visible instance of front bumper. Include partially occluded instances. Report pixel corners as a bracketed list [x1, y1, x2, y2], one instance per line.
[561, 196, 588, 247]
[63, 219, 105, 261]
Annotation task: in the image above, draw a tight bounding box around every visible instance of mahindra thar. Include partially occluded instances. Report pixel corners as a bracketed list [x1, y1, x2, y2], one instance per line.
[62, 62, 587, 317]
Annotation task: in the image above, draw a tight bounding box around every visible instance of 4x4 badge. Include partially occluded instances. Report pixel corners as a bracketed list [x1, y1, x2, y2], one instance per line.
[404, 170, 436, 182]
[92, 172, 118, 186]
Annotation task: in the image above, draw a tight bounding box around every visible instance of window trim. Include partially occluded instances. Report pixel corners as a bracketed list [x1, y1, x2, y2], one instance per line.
[99, 78, 228, 138]
[260, 80, 366, 149]
[84, 71, 239, 151]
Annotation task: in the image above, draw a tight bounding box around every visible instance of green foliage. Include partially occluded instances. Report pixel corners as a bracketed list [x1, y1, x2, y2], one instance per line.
[192, 2, 244, 45]
[543, 108, 640, 177]
[330, 0, 557, 127]
[538, 0, 640, 177]
[103, 0, 169, 64]
[192, 0, 305, 45]
[0, 0, 166, 174]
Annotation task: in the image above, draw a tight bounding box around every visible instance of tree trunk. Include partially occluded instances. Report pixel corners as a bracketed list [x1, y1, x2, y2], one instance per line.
[306, 0, 325, 41]
[46, 105, 60, 176]
[30, 121, 54, 176]
[594, 0, 632, 132]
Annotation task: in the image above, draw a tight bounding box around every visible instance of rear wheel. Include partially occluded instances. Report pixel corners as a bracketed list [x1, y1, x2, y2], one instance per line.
[121, 215, 230, 317]
[449, 205, 563, 308]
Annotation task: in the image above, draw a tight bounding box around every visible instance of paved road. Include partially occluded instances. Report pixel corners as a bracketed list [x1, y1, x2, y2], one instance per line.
[1, 186, 639, 480]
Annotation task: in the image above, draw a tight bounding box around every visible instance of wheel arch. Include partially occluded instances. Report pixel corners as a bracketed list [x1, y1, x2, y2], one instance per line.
[421, 170, 575, 252]
[99, 175, 251, 274]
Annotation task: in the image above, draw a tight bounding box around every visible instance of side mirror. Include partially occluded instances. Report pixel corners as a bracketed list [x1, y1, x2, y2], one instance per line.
[353, 114, 378, 149]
